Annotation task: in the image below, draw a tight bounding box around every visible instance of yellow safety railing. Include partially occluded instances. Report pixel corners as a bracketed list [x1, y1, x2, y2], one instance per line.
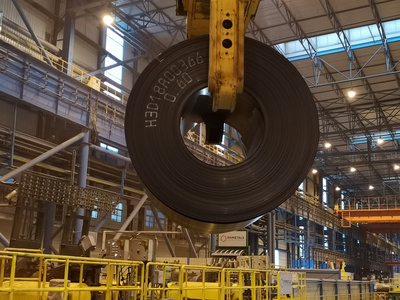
[0, 26, 129, 104]
[266, 269, 307, 300]
[0, 249, 144, 300]
[144, 262, 182, 300]
[222, 268, 269, 300]
[144, 263, 308, 300]
[1, 250, 383, 300]
[179, 265, 222, 300]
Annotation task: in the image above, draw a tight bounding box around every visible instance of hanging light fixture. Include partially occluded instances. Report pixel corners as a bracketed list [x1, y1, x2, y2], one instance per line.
[103, 14, 114, 26]
[377, 137, 384, 145]
[350, 167, 356, 172]
[348, 88, 356, 98]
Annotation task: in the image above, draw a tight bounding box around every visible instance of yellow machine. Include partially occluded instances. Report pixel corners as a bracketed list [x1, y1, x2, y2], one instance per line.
[178, 0, 260, 111]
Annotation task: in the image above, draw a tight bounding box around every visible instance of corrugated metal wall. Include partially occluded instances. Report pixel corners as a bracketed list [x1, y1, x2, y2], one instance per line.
[0, 0, 54, 41]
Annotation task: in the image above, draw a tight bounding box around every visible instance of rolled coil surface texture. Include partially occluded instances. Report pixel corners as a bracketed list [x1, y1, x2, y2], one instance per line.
[125, 36, 319, 233]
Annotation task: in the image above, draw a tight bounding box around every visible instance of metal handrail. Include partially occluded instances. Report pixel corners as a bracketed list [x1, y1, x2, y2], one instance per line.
[0, 25, 129, 103]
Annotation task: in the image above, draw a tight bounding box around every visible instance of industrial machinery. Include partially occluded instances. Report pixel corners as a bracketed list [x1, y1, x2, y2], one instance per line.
[124, 0, 319, 232]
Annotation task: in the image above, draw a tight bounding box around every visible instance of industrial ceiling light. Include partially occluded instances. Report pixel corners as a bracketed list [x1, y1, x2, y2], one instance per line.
[324, 142, 332, 149]
[312, 169, 318, 174]
[394, 164, 400, 171]
[348, 88, 356, 98]
[103, 14, 114, 26]
[369, 185, 374, 190]
[335, 186, 341, 191]
[350, 167, 356, 172]
[377, 137, 384, 145]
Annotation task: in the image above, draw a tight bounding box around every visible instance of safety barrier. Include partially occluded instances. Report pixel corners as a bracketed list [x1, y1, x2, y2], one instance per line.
[144, 262, 307, 300]
[0, 248, 144, 300]
[0, 249, 387, 300]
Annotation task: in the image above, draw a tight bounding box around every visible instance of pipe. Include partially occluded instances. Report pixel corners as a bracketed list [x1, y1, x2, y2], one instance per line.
[210, 234, 217, 252]
[150, 203, 176, 257]
[0, 130, 87, 183]
[10, 102, 17, 167]
[113, 194, 148, 241]
[11, 0, 53, 66]
[267, 211, 276, 265]
[0, 232, 10, 247]
[74, 130, 89, 243]
[2, 18, 60, 53]
[103, 228, 182, 251]
[90, 144, 132, 164]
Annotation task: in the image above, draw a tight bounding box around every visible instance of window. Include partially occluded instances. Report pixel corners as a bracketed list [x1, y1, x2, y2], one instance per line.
[100, 142, 119, 153]
[145, 210, 166, 229]
[274, 250, 280, 267]
[322, 177, 328, 207]
[298, 182, 304, 193]
[104, 28, 123, 100]
[299, 225, 305, 258]
[91, 205, 98, 218]
[92, 197, 99, 218]
[275, 19, 400, 61]
[111, 203, 123, 222]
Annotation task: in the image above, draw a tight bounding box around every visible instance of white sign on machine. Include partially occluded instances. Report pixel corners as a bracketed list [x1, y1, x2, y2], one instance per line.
[218, 231, 247, 247]
[279, 272, 293, 295]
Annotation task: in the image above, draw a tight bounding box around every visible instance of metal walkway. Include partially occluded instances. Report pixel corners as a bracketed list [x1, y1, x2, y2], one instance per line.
[0, 39, 126, 146]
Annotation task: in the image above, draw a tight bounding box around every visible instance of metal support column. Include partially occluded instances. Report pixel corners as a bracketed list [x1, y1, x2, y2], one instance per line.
[305, 219, 311, 268]
[43, 202, 56, 254]
[267, 210, 276, 265]
[62, 0, 76, 75]
[9, 103, 17, 167]
[150, 203, 176, 257]
[248, 232, 259, 255]
[210, 234, 217, 252]
[74, 130, 89, 243]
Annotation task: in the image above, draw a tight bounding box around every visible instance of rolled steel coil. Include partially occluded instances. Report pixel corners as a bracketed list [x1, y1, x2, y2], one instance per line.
[125, 36, 319, 233]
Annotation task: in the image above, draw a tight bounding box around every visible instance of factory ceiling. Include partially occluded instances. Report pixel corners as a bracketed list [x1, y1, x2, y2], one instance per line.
[28, 0, 400, 198]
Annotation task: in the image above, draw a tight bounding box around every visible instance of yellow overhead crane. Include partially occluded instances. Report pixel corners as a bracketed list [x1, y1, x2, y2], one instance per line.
[177, 0, 260, 111]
